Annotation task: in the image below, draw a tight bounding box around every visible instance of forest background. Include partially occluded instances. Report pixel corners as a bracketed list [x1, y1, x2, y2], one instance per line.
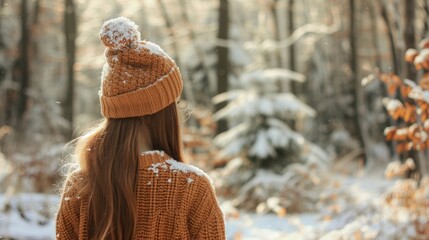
[1, 0, 429, 239]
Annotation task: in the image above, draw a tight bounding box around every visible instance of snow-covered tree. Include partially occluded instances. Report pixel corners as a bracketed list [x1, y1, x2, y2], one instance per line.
[213, 68, 326, 169]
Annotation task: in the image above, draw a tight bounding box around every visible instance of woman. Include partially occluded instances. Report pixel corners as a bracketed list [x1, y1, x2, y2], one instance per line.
[56, 17, 226, 240]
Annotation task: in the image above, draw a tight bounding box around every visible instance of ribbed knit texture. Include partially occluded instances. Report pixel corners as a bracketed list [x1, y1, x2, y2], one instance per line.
[100, 66, 183, 118]
[56, 151, 226, 240]
[98, 17, 183, 118]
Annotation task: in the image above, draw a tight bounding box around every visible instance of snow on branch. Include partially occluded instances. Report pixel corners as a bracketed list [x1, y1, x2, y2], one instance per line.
[230, 7, 341, 51]
[213, 92, 315, 120]
[382, 98, 403, 112]
[212, 90, 245, 104]
[241, 69, 306, 84]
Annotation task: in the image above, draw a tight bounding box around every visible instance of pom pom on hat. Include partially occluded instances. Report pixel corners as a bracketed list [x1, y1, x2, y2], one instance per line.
[99, 17, 141, 50]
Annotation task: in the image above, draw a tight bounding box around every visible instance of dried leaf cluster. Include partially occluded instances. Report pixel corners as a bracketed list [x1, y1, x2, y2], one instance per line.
[382, 38, 429, 154]
[383, 176, 429, 238]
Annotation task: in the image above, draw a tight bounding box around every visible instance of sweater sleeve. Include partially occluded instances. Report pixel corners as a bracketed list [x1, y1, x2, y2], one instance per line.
[189, 176, 226, 240]
[56, 173, 82, 240]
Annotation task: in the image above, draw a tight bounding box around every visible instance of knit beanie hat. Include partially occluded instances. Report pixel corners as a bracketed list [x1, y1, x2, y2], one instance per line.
[98, 17, 183, 118]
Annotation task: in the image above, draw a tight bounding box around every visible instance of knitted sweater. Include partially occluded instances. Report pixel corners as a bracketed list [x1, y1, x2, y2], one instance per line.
[56, 151, 226, 239]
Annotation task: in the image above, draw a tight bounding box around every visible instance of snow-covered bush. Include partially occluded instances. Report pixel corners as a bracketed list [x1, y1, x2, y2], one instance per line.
[317, 176, 429, 240]
[211, 68, 332, 213]
[232, 160, 333, 213]
[213, 68, 324, 169]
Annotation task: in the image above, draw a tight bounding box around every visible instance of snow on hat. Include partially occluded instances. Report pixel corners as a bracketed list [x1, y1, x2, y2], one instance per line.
[98, 17, 183, 118]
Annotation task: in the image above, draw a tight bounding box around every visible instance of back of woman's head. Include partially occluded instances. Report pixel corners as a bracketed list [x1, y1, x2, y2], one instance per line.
[66, 17, 184, 240]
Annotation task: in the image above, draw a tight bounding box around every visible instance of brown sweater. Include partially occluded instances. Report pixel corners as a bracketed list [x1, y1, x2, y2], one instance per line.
[56, 151, 226, 239]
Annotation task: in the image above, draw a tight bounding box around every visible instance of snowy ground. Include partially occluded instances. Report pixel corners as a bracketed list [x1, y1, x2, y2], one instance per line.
[0, 194, 57, 240]
[224, 169, 394, 240]
[0, 170, 395, 240]
[226, 212, 322, 240]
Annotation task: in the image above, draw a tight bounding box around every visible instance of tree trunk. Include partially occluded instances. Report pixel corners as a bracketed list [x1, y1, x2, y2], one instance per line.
[403, 0, 421, 176]
[350, 0, 367, 164]
[270, 0, 281, 68]
[379, 0, 399, 74]
[369, 0, 396, 156]
[215, 0, 229, 134]
[369, 0, 382, 69]
[378, 0, 402, 161]
[178, 0, 214, 107]
[64, 0, 77, 140]
[0, 0, 6, 125]
[17, 0, 30, 126]
[423, 0, 429, 36]
[156, 0, 195, 105]
[288, 0, 298, 94]
[404, 0, 416, 80]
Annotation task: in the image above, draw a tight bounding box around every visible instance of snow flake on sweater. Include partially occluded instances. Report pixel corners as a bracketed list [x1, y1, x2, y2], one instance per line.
[147, 162, 167, 176]
[187, 177, 194, 184]
[142, 150, 165, 157]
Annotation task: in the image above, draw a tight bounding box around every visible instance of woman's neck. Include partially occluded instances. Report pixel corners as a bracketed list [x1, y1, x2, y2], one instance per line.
[138, 134, 152, 153]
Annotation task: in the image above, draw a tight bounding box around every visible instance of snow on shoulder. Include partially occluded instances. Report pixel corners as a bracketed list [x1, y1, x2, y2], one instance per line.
[143, 150, 214, 185]
[142, 150, 165, 157]
[165, 159, 213, 185]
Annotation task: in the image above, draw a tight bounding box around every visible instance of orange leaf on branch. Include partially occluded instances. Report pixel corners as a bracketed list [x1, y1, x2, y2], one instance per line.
[392, 107, 404, 120]
[407, 124, 428, 150]
[384, 126, 397, 141]
[407, 124, 420, 139]
[396, 142, 409, 154]
[400, 84, 412, 98]
[419, 73, 429, 90]
[425, 139, 429, 149]
[420, 101, 429, 122]
[405, 48, 419, 63]
[380, 73, 402, 96]
[383, 98, 404, 120]
[419, 38, 429, 49]
[423, 60, 429, 70]
[414, 49, 429, 70]
[421, 112, 429, 122]
[388, 84, 399, 96]
[413, 142, 425, 151]
[403, 103, 417, 123]
[418, 101, 429, 112]
[424, 119, 429, 131]
[393, 128, 409, 141]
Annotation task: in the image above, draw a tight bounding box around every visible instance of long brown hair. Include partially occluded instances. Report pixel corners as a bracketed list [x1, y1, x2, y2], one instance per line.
[66, 103, 183, 240]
